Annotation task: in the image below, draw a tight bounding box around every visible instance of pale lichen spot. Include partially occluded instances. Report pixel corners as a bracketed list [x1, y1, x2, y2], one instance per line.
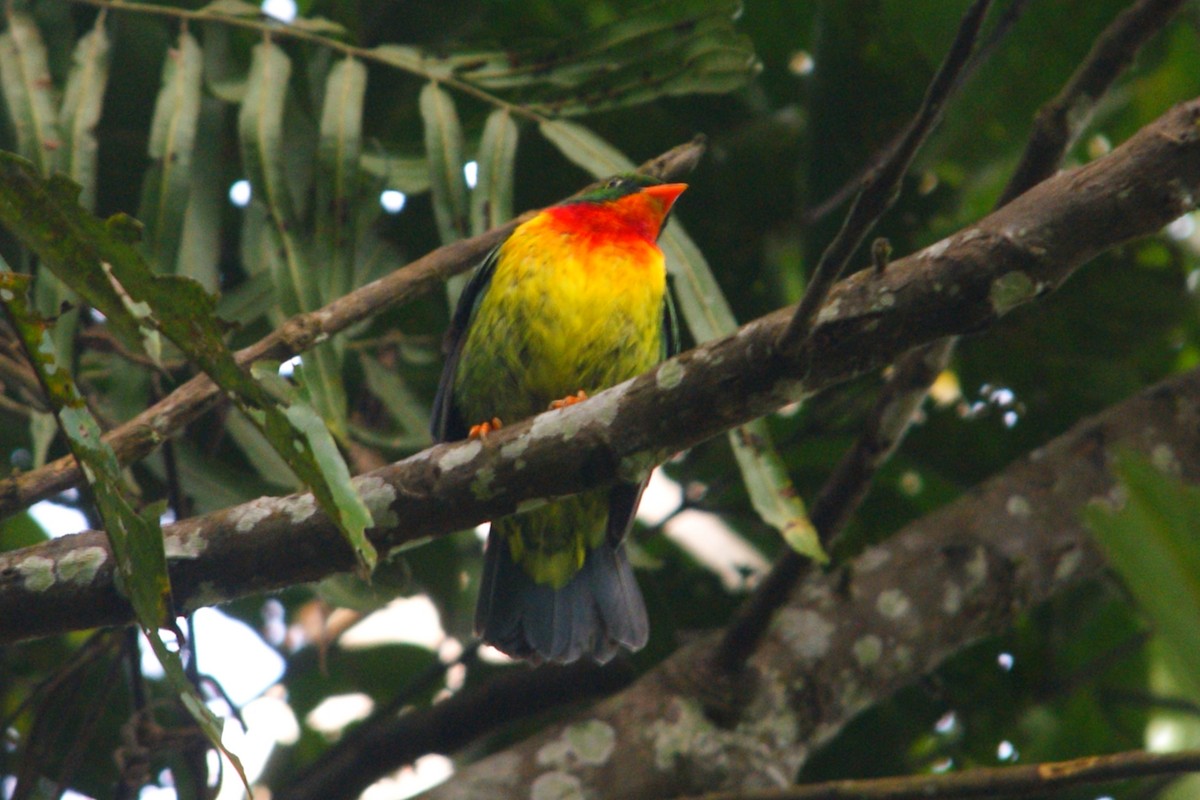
[775, 608, 835, 661]
[1006, 495, 1032, 518]
[965, 546, 989, 586]
[875, 291, 896, 309]
[1151, 443, 1181, 475]
[282, 493, 318, 524]
[0, 287, 13, 301]
[942, 582, 963, 615]
[538, 720, 617, 769]
[438, 439, 482, 472]
[165, 528, 207, 559]
[530, 771, 585, 800]
[989, 271, 1036, 316]
[356, 476, 399, 529]
[924, 239, 951, 260]
[500, 436, 530, 464]
[856, 546, 891, 573]
[18, 555, 57, 592]
[655, 358, 685, 391]
[231, 497, 276, 533]
[815, 297, 841, 326]
[876, 588, 911, 620]
[470, 467, 497, 501]
[1054, 548, 1084, 583]
[649, 698, 720, 771]
[57, 546, 107, 585]
[853, 634, 883, 668]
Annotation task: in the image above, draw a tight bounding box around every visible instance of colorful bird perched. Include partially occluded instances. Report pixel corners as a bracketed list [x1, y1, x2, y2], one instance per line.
[431, 174, 686, 663]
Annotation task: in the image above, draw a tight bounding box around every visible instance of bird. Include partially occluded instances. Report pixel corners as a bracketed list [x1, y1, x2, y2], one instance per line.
[431, 174, 686, 663]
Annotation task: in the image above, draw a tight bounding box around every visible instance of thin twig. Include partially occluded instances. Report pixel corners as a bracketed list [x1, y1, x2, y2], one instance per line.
[800, 0, 1031, 227]
[681, 748, 1200, 800]
[776, 0, 993, 355]
[713, 0, 1185, 676]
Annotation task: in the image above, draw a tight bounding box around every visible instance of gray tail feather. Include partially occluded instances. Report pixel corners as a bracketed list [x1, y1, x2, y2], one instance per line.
[475, 529, 648, 664]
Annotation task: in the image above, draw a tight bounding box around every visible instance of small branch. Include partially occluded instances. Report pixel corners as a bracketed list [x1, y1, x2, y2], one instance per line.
[0, 139, 706, 522]
[799, 0, 1031, 227]
[684, 749, 1200, 800]
[1001, 0, 1187, 204]
[776, 0, 993, 355]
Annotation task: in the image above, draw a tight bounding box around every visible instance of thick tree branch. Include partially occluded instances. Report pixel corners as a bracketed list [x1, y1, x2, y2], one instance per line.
[0, 139, 707, 521]
[3, 97, 1200, 641]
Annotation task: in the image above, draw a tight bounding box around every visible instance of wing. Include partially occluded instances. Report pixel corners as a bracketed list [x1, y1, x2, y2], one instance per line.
[430, 246, 501, 442]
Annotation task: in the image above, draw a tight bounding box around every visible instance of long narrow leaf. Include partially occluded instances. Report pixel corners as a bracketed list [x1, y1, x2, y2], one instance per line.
[540, 120, 822, 560]
[175, 97, 224, 292]
[1087, 453, 1200, 700]
[316, 56, 366, 302]
[470, 109, 519, 235]
[0, 11, 61, 176]
[140, 31, 203, 274]
[419, 82, 468, 246]
[0, 269, 252, 795]
[59, 17, 110, 212]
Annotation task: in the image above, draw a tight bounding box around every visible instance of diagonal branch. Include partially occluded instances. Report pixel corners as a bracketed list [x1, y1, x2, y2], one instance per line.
[4, 97, 1200, 642]
[775, 0, 993, 355]
[0, 138, 706, 521]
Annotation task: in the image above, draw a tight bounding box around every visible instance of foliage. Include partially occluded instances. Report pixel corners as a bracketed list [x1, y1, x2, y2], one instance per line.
[0, 0, 1199, 799]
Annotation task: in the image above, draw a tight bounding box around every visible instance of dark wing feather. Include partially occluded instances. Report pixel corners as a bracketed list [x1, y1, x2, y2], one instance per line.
[430, 246, 501, 442]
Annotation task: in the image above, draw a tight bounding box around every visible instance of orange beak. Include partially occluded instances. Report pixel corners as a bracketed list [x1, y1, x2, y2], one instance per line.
[641, 183, 687, 217]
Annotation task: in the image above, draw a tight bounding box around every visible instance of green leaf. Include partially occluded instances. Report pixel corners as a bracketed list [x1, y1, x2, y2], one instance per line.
[538, 118, 633, 176]
[540, 120, 822, 561]
[442, 0, 758, 116]
[730, 421, 825, 562]
[316, 56, 366, 303]
[1086, 452, 1200, 701]
[0, 10, 62, 176]
[174, 97, 225, 292]
[238, 42, 316, 316]
[419, 82, 468, 246]
[58, 15, 110, 212]
[0, 151, 376, 576]
[470, 109, 519, 236]
[139, 31, 203, 275]
[360, 151, 430, 194]
[0, 270, 252, 795]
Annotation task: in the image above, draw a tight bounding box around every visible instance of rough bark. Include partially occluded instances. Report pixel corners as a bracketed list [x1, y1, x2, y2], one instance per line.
[4, 97, 1200, 642]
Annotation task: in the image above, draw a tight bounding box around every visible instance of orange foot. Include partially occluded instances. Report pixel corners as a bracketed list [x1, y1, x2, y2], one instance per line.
[549, 390, 589, 410]
[468, 417, 503, 439]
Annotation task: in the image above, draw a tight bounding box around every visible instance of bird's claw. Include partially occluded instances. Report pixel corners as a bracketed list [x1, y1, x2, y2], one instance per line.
[468, 417, 503, 439]
[549, 390, 589, 410]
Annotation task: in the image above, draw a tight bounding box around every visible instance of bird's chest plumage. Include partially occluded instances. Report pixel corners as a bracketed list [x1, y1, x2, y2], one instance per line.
[454, 214, 667, 424]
